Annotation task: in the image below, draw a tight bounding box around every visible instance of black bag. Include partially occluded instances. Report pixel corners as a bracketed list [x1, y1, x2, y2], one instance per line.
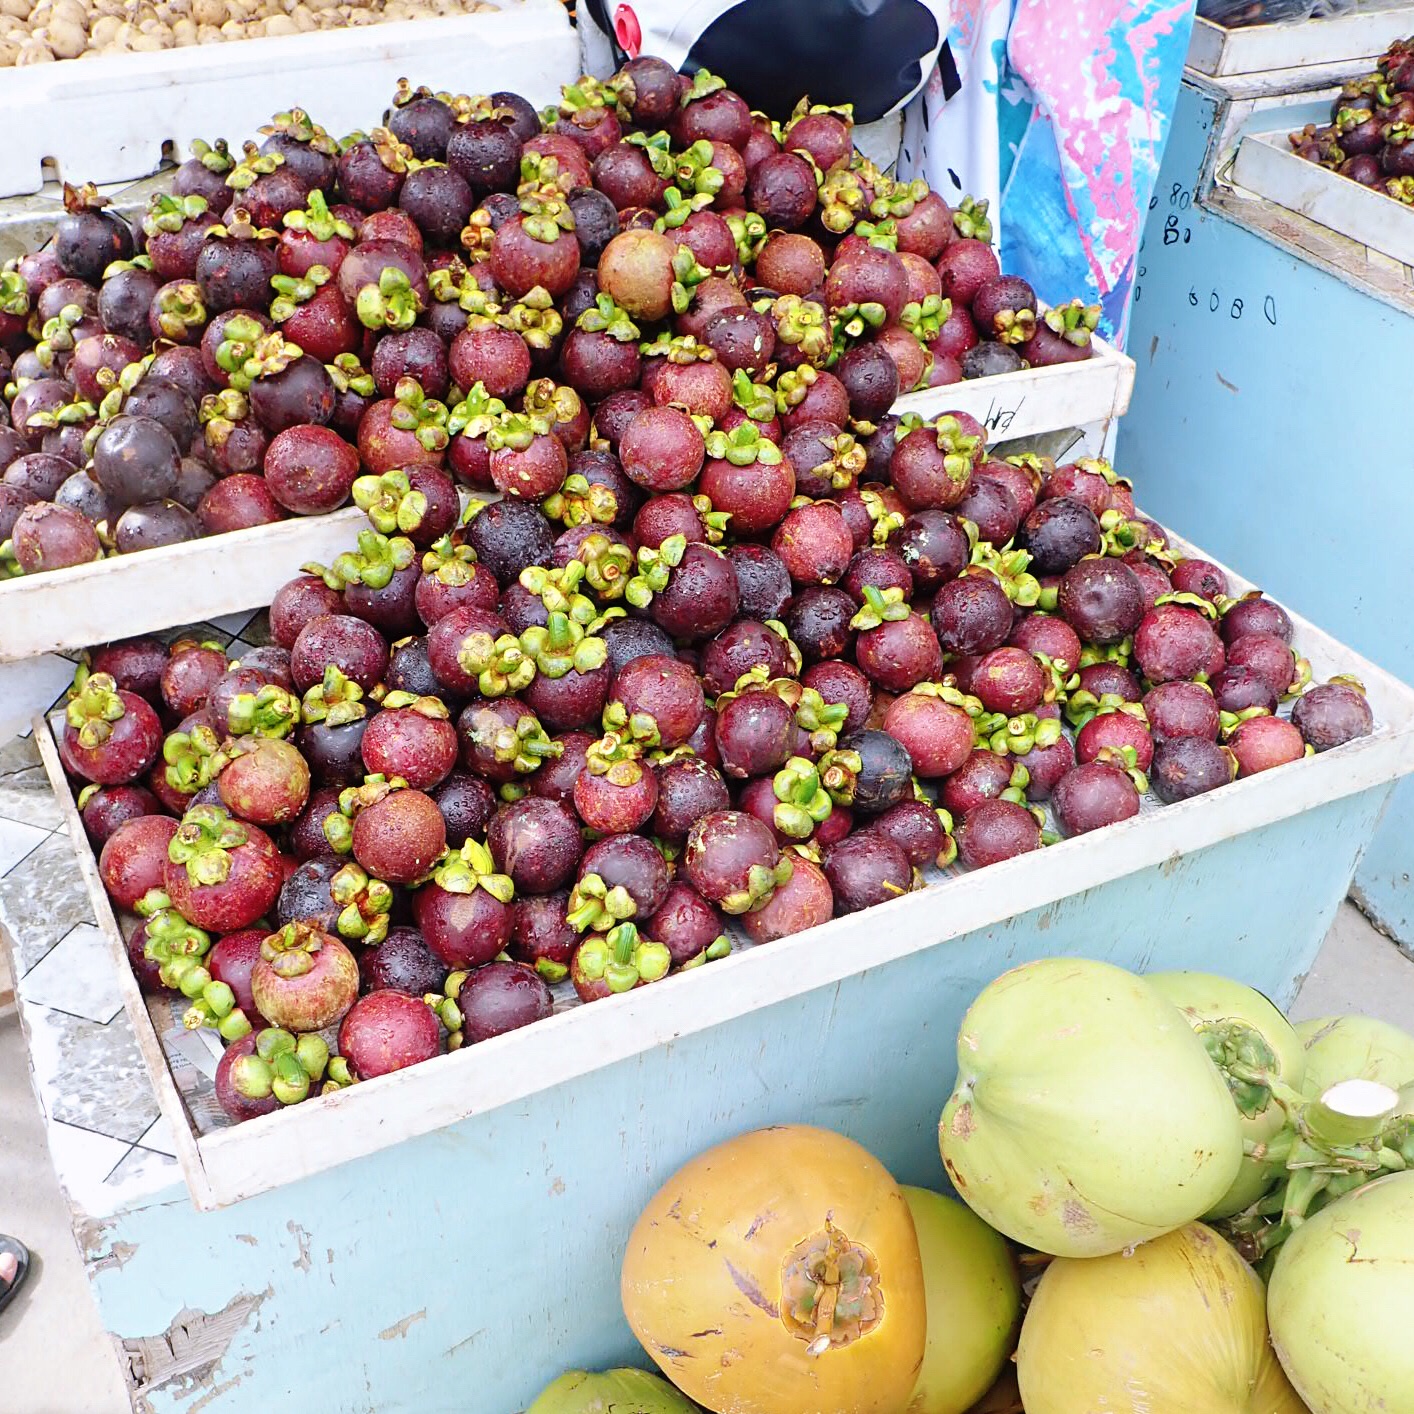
[580, 0, 950, 124]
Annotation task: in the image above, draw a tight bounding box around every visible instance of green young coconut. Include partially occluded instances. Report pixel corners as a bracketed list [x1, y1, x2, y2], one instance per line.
[901, 1186, 1020, 1414]
[524, 1367, 700, 1413]
[939, 958, 1243, 1258]
[1296, 1014, 1414, 1096]
[1268, 1169, 1414, 1414]
[1148, 970, 1305, 1219]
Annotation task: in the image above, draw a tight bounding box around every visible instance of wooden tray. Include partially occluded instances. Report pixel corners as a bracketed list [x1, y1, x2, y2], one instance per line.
[0, 340, 1133, 666]
[1188, 6, 1413, 79]
[36, 528, 1414, 1210]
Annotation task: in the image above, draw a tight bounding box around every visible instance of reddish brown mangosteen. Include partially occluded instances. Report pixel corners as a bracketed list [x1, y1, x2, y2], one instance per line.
[683, 809, 790, 916]
[647, 883, 728, 970]
[207, 928, 268, 1021]
[618, 406, 705, 493]
[854, 593, 943, 693]
[270, 576, 345, 649]
[1143, 681, 1221, 743]
[1292, 679, 1375, 751]
[250, 921, 359, 1033]
[290, 614, 388, 693]
[606, 655, 705, 751]
[162, 804, 284, 931]
[339, 989, 441, 1079]
[1220, 594, 1293, 646]
[430, 773, 498, 849]
[939, 750, 1022, 818]
[1076, 709, 1154, 773]
[883, 688, 976, 778]
[335, 780, 446, 886]
[650, 542, 741, 640]
[772, 502, 853, 588]
[890, 416, 979, 511]
[869, 798, 953, 869]
[458, 962, 554, 1041]
[937, 239, 1000, 307]
[1052, 761, 1142, 836]
[651, 757, 732, 843]
[1226, 632, 1304, 699]
[59, 672, 163, 786]
[99, 814, 179, 911]
[572, 732, 658, 833]
[412, 839, 514, 971]
[487, 796, 583, 894]
[1134, 602, 1225, 685]
[1228, 716, 1308, 777]
[216, 736, 310, 826]
[359, 694, 458, 790]
[740, 853, 832, 943]
[956, 799, 1041, 868]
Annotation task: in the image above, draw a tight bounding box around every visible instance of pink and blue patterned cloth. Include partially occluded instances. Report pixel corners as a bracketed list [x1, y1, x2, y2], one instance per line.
[902, 0, 1199, 343]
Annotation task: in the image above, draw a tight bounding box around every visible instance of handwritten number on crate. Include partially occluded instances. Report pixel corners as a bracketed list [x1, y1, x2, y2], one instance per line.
[1264, 296, 1277, 326]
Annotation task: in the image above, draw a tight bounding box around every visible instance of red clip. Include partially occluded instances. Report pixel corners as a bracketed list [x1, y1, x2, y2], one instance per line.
[614, 3, 642, 58]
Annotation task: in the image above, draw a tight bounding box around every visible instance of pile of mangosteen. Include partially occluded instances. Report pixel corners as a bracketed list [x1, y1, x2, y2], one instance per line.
[1, 56, 1101, 577]
[40, 59, 1377, 1127]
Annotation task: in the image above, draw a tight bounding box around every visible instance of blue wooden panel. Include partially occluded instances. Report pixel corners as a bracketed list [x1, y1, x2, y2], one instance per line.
[84, 784, 1390, 1414]
[1120, 83, 1414, 945]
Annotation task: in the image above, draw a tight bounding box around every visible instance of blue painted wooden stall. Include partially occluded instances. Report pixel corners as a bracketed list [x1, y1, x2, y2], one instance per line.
[82, 783, 1391, 1413]
[1120, 79, 1414, 948]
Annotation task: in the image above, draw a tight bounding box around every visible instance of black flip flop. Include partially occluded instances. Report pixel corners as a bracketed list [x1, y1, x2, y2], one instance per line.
[0, 1236, 30, 1318]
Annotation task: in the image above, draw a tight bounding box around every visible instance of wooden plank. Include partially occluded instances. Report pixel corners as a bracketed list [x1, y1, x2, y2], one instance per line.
[1188, 8, 1413, 78]
[40, 522, 1414, 1209]
[1232, 129, 1414, 270]
[32, 719, 219, 1209]
[0, 509, 365, 665]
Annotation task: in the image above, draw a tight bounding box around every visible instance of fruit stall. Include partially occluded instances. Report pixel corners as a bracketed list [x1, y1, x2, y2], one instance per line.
[1120, 7, 1414, 948]
[0, 15, 1410, 1414]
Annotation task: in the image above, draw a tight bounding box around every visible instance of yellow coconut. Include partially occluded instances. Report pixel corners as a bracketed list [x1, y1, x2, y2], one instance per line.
[1017, 1223, 1306, 1414]
[901, 1186, 1020, 1414]
[621, 1125, 926, 1414]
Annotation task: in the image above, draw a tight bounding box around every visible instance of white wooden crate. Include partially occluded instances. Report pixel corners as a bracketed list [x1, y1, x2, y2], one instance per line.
[0, 0, 578, 199]
[1232, 127, 1414, 268]
[0, 343, 1133, 665]
[35, 527, 1414, 1209]
[897, 332, 1133, 443]
[1188, 5, 1414, 79]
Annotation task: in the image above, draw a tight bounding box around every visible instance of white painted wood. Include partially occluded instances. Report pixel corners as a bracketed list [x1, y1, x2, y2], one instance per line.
[896, 334, 1135, 443]
[0, 0, 578, 199]
[0, 508, 365, 664]
[0, 344, 1134, 665]
[1232, 128, 1414, 268]
[1187, 7, 1414, 79]
[36, 526, 1414, 1209]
